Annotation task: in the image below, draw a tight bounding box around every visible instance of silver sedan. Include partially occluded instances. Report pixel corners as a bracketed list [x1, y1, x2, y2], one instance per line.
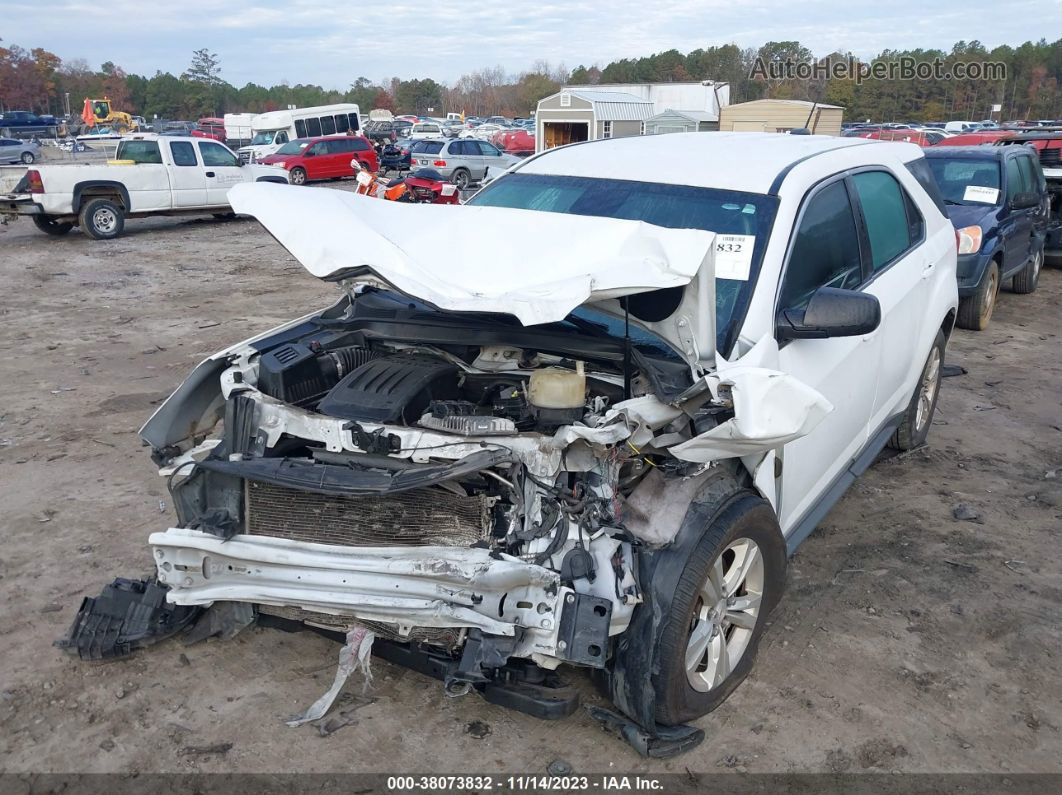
[0, 138, 41, 165]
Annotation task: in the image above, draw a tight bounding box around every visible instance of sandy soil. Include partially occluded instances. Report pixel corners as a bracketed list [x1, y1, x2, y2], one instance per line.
[0, 196, 1060, 776]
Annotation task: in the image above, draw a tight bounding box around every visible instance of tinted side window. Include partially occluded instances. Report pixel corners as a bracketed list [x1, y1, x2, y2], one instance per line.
[478, 142, 501, 156]
[347, 113, 360, 132]
[851, 170, 916, 271]
[1017, 155, 1043, 194]
[904, 157, 947, 217]
[321, 116, 337, 136]
[294, 120, 306, 138]
[306, 117, 322, 137]
[170, 141, 198, 166]
[779, 180, 863, 310]
[1004, 157, 1025, 197]
[351, 138, 369, 152]
[117, 141, 162, 164]
[276, 131, 289, 144]
[199, 142, 238, 167]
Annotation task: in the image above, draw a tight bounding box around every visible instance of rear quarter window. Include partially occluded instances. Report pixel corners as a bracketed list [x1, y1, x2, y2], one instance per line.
[116, 141, 162, 164]
[904, 157, 948, 217]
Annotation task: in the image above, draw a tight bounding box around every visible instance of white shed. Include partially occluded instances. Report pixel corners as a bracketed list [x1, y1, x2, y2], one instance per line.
[535, 89, 654, 153]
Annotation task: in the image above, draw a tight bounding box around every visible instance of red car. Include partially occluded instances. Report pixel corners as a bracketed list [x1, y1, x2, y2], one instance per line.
[260, 134, 378, 185]
[493, 129, 536, 155]
[934, 131, 1016, 147]
[190, 117, 226, 142]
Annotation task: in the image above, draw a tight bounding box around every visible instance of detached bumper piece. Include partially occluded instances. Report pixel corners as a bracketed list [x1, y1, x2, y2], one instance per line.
[56, 577, 201, 661]
[586, 705, 705, 759]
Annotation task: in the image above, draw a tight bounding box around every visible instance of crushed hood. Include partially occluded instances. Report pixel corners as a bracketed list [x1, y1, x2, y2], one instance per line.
[228, 182, 715, 327]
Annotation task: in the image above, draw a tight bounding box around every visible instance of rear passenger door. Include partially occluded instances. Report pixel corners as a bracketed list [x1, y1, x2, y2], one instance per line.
[167, 141, 209, 207]
[476, 141, 510, 178]
[848, 168, 935, 427]
[775, 177, 882, 535]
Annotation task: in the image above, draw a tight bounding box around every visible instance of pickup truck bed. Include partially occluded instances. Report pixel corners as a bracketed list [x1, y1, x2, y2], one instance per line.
[1, 134, 288, 239]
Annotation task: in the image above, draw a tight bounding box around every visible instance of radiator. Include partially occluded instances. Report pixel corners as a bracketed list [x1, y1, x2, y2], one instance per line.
[244, 480, 491, 547]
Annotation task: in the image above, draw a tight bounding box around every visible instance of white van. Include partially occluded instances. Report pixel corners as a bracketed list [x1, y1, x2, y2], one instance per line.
[944, 120, 977, 133]
[224, 113, 255, 149]
[238, 104, 362, 163]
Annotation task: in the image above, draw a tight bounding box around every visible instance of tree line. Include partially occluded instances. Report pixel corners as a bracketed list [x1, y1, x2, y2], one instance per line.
[2, 38, 1059, 123]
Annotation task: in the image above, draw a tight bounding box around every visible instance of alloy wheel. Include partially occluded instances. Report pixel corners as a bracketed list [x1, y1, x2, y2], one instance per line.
[981, 268, 998, 325]
[914, 345, 941, 432]
[685, 537, 764, 692]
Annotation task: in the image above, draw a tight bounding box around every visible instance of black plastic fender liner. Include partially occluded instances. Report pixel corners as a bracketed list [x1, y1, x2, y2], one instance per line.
[55, 578, 202, 661]
[606, 468, 752, 731]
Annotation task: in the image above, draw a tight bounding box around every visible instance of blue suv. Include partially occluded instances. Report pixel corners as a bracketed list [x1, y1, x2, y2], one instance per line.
[924, 145, 1047, 329]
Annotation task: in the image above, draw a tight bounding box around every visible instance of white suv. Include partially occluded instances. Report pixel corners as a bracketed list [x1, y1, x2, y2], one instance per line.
[71, 133, 957, 757]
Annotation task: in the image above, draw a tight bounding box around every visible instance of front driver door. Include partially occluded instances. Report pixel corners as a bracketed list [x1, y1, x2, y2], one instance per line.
[774, 176, 882, 541]
[1002, 155, 1033, 273]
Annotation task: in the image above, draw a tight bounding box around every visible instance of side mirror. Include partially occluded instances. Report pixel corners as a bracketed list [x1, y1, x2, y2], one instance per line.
[776, 287, 881, 341]
[1010, 191, 1039, 210]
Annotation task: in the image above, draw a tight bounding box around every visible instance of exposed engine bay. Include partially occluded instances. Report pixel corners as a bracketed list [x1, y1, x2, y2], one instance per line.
[150, 291, 697, 673]
[133, 282, 830, 723]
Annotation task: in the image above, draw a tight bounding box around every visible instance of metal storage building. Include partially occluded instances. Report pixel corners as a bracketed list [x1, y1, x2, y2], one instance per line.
[534, 89, 653, 153]
[644, 109, 719, 135]
[719, 100, 844, 136]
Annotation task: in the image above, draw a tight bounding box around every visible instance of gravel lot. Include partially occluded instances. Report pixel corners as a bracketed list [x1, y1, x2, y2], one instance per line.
[0, 193, 1060, 776]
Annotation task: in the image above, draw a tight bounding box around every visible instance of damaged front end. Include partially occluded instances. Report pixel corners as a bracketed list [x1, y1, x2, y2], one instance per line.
[68, 187, 832, 753]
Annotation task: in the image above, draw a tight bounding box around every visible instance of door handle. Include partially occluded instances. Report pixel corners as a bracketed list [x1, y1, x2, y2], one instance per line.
[205, 171, 216, 178]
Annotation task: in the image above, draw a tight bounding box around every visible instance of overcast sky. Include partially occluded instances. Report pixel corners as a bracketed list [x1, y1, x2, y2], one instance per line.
[3, 0, 1049, 88]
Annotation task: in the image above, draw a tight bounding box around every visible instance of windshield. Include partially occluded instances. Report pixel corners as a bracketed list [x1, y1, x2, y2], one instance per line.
[275, 139, 311, 156]
[468, 173, 779, 353]
[927, 158, 1002, 205]
[251, 131, 278, 146]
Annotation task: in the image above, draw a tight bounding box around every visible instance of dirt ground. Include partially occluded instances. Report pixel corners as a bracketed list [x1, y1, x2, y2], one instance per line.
[0, 191, 1060, 776]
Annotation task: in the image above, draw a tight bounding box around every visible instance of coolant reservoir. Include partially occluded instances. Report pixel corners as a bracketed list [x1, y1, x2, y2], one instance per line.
[528, 362, 586, 409]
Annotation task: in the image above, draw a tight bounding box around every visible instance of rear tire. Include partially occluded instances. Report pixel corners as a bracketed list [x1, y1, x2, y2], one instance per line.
[32, 215, 74, 236]
[289, 167, 307, 186]
[78, 197, 124, 240]
[20, 151, 35, 164]
[650, 496, 787, 726]
[1011, 246, 1043, 294]
[956, 260, 999, 331]
[889, 330, 945, 451]
[451, 168, 471, 190]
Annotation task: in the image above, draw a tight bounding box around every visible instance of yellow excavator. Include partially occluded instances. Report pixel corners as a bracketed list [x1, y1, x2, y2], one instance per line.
[71, 98, 139, 136]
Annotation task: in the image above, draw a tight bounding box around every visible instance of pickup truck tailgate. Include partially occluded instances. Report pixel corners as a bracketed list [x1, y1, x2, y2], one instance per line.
[0, 166, 28, 194]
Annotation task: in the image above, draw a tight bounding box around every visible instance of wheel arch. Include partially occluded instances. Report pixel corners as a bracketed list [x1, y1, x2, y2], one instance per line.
[72, 181, 130, 214]
[606, 463, 766, 730]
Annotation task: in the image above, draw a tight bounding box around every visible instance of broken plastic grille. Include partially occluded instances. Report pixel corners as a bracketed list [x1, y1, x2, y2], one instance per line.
[245, 481, 490, 547]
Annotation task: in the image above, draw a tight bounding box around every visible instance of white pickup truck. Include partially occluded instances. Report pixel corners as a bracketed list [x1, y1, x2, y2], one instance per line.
[0, 135, 288, 239]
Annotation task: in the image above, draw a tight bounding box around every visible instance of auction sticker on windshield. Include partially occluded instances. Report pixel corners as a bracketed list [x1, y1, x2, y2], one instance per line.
[714, 234, 755, 280]
[963, 185, 999, 204]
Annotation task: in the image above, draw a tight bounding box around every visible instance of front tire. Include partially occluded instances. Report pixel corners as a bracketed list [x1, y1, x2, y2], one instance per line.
[32, 215, 73, 236]
[956, 260, 999, 330]
[1011, 245, 1043, 294]
[78, 197, 124, 240]
[289, 167, 307, 186]
[651, 496, 787, 726]
[890, 329, 945, 451]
